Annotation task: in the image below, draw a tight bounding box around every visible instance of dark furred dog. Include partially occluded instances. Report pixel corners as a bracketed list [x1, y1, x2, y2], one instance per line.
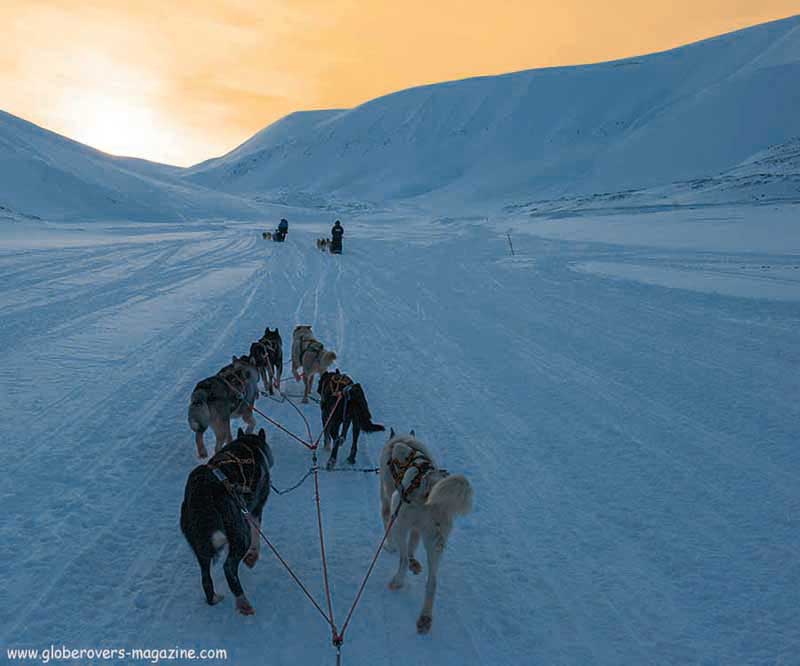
[318, 370, 385, 469]
[180, 428, 274, 616]
[250, 327, 283, 395]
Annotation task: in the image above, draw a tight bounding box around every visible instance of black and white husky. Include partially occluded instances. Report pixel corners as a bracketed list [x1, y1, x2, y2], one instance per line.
[180, 428, 274, 616]
[317, 370, 385, 469]
[379, 431, 473, 634]
[250, 327, 283, 395]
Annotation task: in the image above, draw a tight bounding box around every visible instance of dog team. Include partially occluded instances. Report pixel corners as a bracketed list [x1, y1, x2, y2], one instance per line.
[181, 324, 474, 633]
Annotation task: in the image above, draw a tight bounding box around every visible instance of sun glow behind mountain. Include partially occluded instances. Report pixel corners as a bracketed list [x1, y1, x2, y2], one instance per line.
[1, 1, 798, 166]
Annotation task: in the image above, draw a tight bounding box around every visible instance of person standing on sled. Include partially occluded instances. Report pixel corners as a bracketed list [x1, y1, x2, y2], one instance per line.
[274, 218, 289, 242]
[330, 220, 344, 254]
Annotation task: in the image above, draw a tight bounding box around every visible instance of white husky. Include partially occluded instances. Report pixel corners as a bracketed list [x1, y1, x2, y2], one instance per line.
[291, 324, 337, 402]
[379, 431, 473, 634]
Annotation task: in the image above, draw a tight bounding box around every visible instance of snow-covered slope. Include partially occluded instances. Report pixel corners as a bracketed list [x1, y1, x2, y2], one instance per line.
[3, 16, 799, 222]
[187, 15, 800, 205]
[0, 111, 263, 221]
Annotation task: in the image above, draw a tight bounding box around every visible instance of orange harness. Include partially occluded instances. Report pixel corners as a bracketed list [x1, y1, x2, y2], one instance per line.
[207, 449, 257, 494]
[327, 373, 353, 397]
[389, 451, 434, 503]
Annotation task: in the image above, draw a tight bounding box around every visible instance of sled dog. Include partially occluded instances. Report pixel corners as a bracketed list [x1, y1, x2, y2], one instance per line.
[316, 238, 330, 251]
[187, 356, 260, 458]
[262, 232, 272, 240]
[318, 370, 384, 469]
[379, 431, 473, 634]
[291, 325, 336, 402]
[181, 428, 274, 615]
[250, 327, 283, 395]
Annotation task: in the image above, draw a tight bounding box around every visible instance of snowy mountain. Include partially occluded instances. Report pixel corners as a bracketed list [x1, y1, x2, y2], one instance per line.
[186, 15, 800, 206]
[2, 16, 798, 222]
[0, 111, 263, 221]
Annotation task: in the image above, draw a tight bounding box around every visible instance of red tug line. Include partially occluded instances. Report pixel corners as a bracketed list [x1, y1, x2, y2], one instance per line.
[220, 370, 388, 663]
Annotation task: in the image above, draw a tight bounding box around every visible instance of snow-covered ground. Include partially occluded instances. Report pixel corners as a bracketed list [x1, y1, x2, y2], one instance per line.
[1, 205, 798, 664]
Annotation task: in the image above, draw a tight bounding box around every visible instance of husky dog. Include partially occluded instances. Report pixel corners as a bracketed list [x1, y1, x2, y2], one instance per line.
[262, 232, 272, 240]
[318, 370, 385, 469]
[188, 356, 260, 458]
[291, 325, 314, 380]
[291, 325, 336, 403]
[379, 431, 474, 634]
[250, 327, 283, 395]
[316, 238, 330, 251]
[181, 428, 274, 616]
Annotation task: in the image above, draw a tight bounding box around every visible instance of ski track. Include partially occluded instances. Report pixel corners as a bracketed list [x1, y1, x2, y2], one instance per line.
[1, 222, 798, 665]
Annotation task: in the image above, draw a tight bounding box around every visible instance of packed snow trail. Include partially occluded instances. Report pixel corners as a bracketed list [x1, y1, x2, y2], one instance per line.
[1, 219, 798, 664]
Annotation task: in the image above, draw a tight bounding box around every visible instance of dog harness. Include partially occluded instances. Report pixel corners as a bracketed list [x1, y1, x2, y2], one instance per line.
[207, 450, 256, 495]
[218, 367, 254, 410]
[299, 338, 323, 364]
[326, 373, 353, 397]
[389, 450, 436, 503]
[207, 444, 271, 496]
[259, 337, 281, 364]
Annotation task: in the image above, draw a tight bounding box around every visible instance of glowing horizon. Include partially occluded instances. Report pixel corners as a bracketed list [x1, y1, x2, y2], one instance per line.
[1, 2, 797, 166]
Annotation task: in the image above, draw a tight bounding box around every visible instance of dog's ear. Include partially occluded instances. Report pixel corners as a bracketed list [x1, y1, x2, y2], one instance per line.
[232, 355, 237, 363]
[237, 427, 245, 438]
[389, 427, 395, 438]
[410, 429, 416, 437]
[258, 428, 266, 442]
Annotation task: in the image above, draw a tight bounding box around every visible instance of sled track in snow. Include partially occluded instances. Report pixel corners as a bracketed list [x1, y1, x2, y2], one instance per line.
[1, 223, 798, 665]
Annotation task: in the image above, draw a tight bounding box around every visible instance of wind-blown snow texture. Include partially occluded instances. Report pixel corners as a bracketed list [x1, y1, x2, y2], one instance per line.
[1, 15, 800, 666]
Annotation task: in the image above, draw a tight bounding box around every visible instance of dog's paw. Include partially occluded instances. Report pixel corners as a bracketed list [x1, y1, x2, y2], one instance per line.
[197, 450, 208, 460]
[326, 458, 336, 471]
[235, 596, 255, 616]
[388, 578, 404, 591]
[346, 455, 356, 465]
[243, 550, 259, 568]
[208, 593, 224, 605]
[409, 558, 422, 575]
[416, 615, 432, 634]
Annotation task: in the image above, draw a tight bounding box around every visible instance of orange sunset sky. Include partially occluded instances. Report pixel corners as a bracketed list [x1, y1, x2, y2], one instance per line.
[1, 1, 797, 166]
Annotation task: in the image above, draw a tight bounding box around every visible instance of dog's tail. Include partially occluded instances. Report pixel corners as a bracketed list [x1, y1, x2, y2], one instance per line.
[320, 351, 337, 371]
[426, 475, 473, 517]
[350, 385, 385, 433]
[180, 493, 227, 561]
[188, 388, 211, 433]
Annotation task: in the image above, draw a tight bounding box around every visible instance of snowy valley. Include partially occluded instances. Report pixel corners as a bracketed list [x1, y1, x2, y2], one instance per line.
[1, 15, 799, 666]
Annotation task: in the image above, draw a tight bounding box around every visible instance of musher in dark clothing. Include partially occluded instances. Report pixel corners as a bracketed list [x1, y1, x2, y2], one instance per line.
[330, 220, 343, 254]
[274, 218, 289, 242]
